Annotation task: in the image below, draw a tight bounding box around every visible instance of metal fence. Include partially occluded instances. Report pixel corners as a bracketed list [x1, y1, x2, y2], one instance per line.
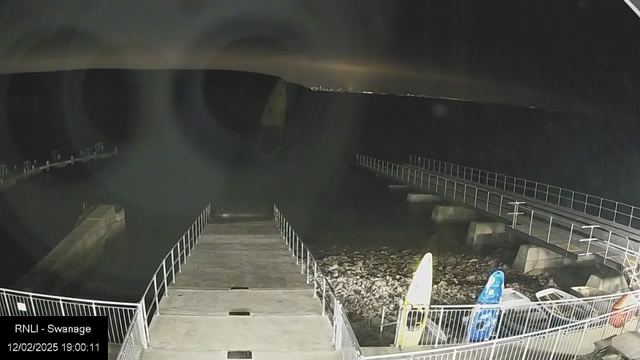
[274, 205, 364, 360]
[0, 286, 139, 344]
[1, 142, 117, 188]
[140, 204, 211, 335]
[357, 155, 640, 274]
[409, 155, 640, 231]
[114, 203, 211, 360]
[381, 289, 640, 348]
[116, 307, 147, 360]
[364, 303, 640, 360]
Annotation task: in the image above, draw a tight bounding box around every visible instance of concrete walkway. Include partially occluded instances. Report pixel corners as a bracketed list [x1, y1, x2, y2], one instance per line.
[361, 161, 639, 272]
[142, 220, 340, 360]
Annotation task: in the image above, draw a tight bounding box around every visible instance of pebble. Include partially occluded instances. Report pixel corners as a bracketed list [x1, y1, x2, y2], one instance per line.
[317, 248, 557, 320]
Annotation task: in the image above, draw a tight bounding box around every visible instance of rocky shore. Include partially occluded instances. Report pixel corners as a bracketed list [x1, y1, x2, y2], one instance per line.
[316, 246, 558, 320]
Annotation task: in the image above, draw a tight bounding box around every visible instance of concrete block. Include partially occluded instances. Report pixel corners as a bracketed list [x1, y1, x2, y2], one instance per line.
[431, 205, 476, 223]
[512, 244, 575, 274]
[466, 221, 510, 248]
[406, 193, 441, 203]
[16, 204, 126, 292]
[586, 274, 629, 293]
[570, 286, 609, 298]
[388, 184, 413, 191]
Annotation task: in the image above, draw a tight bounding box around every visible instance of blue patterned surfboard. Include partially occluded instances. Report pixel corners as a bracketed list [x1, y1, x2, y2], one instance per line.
[468, 270, 504, 342]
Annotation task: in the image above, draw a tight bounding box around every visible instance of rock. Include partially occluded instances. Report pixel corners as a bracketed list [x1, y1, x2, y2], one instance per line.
[316, 247, 555, 319]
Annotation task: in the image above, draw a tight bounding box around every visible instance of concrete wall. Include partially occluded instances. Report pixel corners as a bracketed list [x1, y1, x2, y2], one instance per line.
[466, 221, 510, 248]
[15, 204, 125, 292]
[512, 244, 575, 274]
[431, 205, 476, 223]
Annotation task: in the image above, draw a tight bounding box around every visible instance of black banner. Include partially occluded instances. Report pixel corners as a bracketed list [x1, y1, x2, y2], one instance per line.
[0, 316, 108, 359]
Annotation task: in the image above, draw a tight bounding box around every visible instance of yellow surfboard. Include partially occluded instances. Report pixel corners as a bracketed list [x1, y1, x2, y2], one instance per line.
[395, 253, 433, 347]
[254, 78, 286, 161]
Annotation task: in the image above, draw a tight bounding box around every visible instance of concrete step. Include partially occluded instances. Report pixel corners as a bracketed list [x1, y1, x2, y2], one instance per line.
[199, 234, 283, 245]
[203, 222, 280, 236]
[142, 348, 341, 360]
[175, 243, 310, 290]
[158, 289, 321, 316]
[148, 314, 335, 352]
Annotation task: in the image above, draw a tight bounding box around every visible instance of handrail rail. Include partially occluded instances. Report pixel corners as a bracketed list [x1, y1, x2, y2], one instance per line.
[429, 289, 640, 310]
[274, 205, 363, 360]
[409, 155, 640, 230]
[0, 286, 139, 307]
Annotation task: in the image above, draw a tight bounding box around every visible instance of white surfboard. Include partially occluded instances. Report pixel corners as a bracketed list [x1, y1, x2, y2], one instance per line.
[396, 253, 433, 347]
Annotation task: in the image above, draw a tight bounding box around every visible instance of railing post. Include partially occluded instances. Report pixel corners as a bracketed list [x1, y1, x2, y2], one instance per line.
[306, 252, 311, 283]
[153, 276, 159, 315]
[499, 196, 504, 217]
[567, 224, 574, 251]
[604, 231, 612, 260]
[508, 201, 524, 228]
[434, 307, 444, 348]
[573, 322, 590, 360]
[547, 217, 553, 242]
[141, 298, 148, 332]
[313, 263, 318, 296]
[463, 184, 467, 204]
[2, 291, 11, 316]
[549, 329, 563, 360]
[474, 188, 478, 207]
[162, 261, 168, 296]
[322, 278, 326, 316]
[528, 211, 534, 236]
[29, 294, 35, 315]
[579, 225, 600, 256]
[546, 185, 549, 202]
[300, 245, 305, 274]
[177, 242, 182, 273]
[171, 250, 176, 282]
[92, 302, 97, 316]
[137, 302, 150, 349]
[520, 336, 531, 360]
[59, 298, 65, 316]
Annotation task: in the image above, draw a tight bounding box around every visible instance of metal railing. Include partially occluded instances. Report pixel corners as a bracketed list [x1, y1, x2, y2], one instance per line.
[116, 307, 147, 360]
[274, 205, 363, 360]
[1, 142, 117, 189]
[364, 303, 640, 360]
[357, 155, 640, 273]
[380, 288, 640, 348]
[140, 204, 211, 336]
[0, 286, 140, 344]
[114, 203, 211, 360]
[409, 155, 640, 230]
